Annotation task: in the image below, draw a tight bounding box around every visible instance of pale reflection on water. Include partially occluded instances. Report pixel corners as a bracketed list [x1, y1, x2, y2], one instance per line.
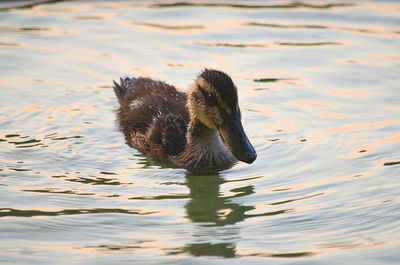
[0, 0, 399, 264]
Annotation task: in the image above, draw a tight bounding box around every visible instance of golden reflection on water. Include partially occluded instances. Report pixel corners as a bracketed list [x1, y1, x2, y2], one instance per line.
[379, 132, 400, 143]
[371, 54, 400, 61]
[74, 12, 115, 21]
[290, 100, 332, 110]
[322, 239, 394, 251]
[319, 112, 350, 119]
[339, 144, 375, 159]
[323, 173, 368, 183]
[361, 2, 400, 13]
[165, 61, 203, 69]
[331, 90, 369, 98]
[388, 106, 400, 112]
[28, 3, 93, 14]
[324, 121, 395, 134]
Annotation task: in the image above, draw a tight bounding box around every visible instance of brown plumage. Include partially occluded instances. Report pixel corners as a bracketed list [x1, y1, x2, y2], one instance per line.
[113, 69, 256, 172]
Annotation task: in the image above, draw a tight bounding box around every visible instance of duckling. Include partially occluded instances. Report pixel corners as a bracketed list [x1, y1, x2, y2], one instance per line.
[113, 69, 256, 172]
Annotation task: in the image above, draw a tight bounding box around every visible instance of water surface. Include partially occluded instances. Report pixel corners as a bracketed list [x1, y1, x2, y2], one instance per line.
[0, 1, 399, 264]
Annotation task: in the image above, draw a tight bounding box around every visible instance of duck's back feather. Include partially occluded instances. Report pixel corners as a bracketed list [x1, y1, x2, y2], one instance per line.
[113, 77, 189, 158]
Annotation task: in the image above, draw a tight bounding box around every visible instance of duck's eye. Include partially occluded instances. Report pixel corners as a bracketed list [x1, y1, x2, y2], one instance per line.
[205, 92, 217, 105]
[198, 85, 217, 105]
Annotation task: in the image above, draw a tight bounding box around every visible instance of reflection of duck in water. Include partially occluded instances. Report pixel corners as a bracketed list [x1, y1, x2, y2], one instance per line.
[113, 69, 256, 172]
[185, 173, 254, 225]
[180, 173, 255, 257]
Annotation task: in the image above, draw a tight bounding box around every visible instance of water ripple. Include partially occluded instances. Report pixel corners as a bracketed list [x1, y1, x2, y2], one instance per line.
[151, 2, 353, 9]
[244, 22, 397, 37]
[129, 194, 189, 200]
[383, 161, 400, 167]
[0, 26, 49, 35]
[0, 208, 155, 218]
[254, 77, 298, 83]
[132, 22, 204, 31]
[193, 41, 342, 48]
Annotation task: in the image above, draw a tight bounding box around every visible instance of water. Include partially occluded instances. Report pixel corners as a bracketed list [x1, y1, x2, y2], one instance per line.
[0, 0, 399, 264]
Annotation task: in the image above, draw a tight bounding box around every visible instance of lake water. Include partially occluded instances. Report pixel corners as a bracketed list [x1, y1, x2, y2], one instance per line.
[0, 0, 399, 264]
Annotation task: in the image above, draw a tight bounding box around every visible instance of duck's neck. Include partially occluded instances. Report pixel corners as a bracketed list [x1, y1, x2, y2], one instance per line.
[187, 118, 216, 145]
[174, 118, 235, 171]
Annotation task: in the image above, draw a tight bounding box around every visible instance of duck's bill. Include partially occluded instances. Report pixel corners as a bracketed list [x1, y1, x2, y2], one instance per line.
[218, 116, 257, 164]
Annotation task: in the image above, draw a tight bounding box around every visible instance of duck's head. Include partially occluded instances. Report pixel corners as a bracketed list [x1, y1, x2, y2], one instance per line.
[188, 69, 257, 164]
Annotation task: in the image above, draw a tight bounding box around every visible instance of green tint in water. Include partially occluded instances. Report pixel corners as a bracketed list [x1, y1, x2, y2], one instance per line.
[0, 0, 399, 264]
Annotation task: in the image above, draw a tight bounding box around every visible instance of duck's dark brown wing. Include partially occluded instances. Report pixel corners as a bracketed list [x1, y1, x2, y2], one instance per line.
[113, 77, 189, 158]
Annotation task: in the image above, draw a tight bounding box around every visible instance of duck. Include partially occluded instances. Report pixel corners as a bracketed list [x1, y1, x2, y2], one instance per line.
[113, 69, 256, 172]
